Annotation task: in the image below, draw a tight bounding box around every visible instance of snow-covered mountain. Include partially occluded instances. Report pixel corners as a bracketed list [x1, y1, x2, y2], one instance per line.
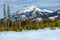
[10, 6, 60, 21]
[10, 6, 54, 21]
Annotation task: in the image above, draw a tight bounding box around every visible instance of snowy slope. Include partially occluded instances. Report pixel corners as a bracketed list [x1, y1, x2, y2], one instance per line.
[0, 28, 60, 40]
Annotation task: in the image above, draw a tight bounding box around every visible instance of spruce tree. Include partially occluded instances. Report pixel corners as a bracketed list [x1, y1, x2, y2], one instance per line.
[3, 4, 7, 30]
[7, 5, 11, 28]
[3, 4, 6, 19]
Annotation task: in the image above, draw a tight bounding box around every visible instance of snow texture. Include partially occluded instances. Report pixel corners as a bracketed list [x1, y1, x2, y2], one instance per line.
[0, 28, 60, 40]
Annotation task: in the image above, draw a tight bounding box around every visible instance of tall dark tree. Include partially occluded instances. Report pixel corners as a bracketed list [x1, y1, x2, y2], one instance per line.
[7, 5, 10, 17]
[3, 4, 6, 19]
[3, 4, 7, 29]
[7, 5, 11, 27]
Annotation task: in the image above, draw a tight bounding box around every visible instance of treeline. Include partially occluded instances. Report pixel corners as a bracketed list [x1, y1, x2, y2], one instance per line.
[0, 19, 60, 31]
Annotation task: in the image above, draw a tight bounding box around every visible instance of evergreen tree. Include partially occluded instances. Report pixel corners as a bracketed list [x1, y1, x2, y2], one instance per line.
[7, 5, 10, 17]
[3, 4, 7, 30]
[3, 4, 6, 19]
[7, 5, 11, 28]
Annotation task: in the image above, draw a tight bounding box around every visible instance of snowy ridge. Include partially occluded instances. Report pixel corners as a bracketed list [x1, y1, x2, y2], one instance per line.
[19, 6, 42, 13]
[49, 15, 58, 20]
[16, 6, 53, 14]
[43, 9, 53, 13]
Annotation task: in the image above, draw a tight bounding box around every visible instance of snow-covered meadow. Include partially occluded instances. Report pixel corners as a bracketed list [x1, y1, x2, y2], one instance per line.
[0, 28, 60, 40]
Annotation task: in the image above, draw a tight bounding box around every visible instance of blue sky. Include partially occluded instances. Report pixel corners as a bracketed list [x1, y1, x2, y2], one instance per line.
[0, 0, 60, 19]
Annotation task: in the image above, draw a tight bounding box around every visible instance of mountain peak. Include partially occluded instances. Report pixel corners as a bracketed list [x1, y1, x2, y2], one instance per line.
[25, 6, 53, 13]
[28, 6, 37, 9]
[18, 6, 42, 13]
[17, 6, 53, 14]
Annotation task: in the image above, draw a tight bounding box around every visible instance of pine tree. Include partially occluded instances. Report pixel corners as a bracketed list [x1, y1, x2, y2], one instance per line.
[3, 4, 6, 19]
[7, 5, 10, 17]
[3, 4, 7, 30]
[7, 5, 11, 28]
